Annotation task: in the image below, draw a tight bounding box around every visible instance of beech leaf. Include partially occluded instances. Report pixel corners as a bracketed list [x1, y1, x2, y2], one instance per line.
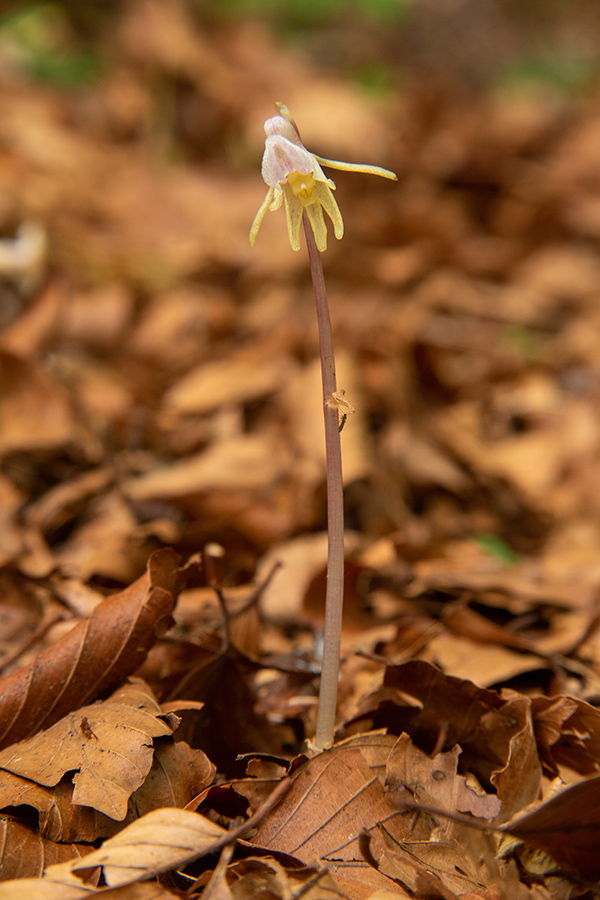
[0, 548, 182, 750]
[251, 734, 430, 897]
[0, 680, 177, 821]
[0, 878, 178, 899]
[385, 733, 501, 825]
[0, 814, 87, 883]
[68, 808, 227, 888]
[0, 775, 115, 844]
[505, 773, 600, 881]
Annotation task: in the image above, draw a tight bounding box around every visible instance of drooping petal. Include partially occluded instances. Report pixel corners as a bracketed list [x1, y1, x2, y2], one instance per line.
[314, 155, 397, 181]
[249, 186, 275, 246]
[305, 200, 329, 252]
[269, 189, 284, 211]
[312, 180, 344, 241]
[281, 184, 303, 251]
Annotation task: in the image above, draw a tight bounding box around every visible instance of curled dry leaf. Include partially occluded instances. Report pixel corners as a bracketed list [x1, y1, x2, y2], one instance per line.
[0, 548, 182, 750]
[0, 876, 178, 899]
[505, 773, 600, 882]
[531, 694, 600, 778]
[377, 660, 538, 789]
[0, 808, 227, 895]
[490, 694, 542, 823]
[68, 807, 227, 888]
[0, 680, 179, 822]
[376, 829, 500, 900]
[228, 857, 344, 900]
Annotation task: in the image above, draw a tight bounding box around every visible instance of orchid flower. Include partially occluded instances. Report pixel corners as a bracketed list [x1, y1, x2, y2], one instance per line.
[250, 103, 397, 252]
[249, 103, 396, 751]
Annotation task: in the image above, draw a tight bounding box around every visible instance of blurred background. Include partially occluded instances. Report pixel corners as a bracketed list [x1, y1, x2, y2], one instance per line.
[2, 0, 600, 93]
[2, 0, 600, 611]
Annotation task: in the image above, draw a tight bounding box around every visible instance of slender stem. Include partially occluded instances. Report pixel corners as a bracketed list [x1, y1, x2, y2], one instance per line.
[303, 212, 344, 750]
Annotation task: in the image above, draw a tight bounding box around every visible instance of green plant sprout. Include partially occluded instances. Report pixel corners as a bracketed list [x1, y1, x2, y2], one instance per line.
[250, 102, 396, 749]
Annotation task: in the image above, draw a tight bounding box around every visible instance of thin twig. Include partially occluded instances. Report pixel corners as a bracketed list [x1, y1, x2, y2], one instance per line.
[183, 776, 293, 896]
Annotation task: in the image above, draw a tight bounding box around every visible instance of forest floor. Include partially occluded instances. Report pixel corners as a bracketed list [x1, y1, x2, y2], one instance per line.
[2, 2, 600, 898]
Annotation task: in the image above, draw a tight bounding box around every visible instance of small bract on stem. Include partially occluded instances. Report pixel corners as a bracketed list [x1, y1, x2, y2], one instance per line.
[250, 103, 396, 750]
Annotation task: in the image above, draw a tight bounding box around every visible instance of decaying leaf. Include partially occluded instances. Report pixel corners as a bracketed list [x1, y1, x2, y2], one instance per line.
[0, 877, 179, 899]
[385, 733, 501, 826]
[0, 815, 88, 882]
[0, 351, 76, 455]
[228, 857, 344, 900]
[0, 681, 175, 819]
[505, 774, 600, 881]
[0, 680, 213, 828]
[0, 548, 182, 749]
[251, 733, 438, 896]
[64, 808, 227, 888]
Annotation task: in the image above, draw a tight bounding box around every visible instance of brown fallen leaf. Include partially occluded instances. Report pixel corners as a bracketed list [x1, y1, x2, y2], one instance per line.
[0, 680, 212, 826]
[532, 694, 600, 778]
[505, 773, 600, 881]
[0, 880, 94, 900]
[123, 434, 288, 499]
[0, 877, 179, 899]
[385, 733, 501, 828]
[251, 733, 433, 898]
[166, 637, 294, 776]
[0, 350, 76, 455]
[369, 660, 535, 789]
[489, 694, 542, 823]
[11, 738, 212, 843]
[377, 830, 489, 900]
[23, 467, 116, 540]
[0, 548, 183, 749]
[0, 475, 27, 568]
[426, 631, 543, 691]
[0, 814, 87, 882]
[53, 489, 161, 584]
[228, 857, 344, 900]
[163, 345, 293, 415]
[128, 737, 215, 822]
[0, 680, 175, 820]
[59, 807, 227, 888]
[0, 776, 115, 844]
[9, 781, 290, 895]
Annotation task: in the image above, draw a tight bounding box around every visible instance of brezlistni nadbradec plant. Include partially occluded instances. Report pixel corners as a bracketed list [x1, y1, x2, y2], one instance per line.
[250, 103, 396, 750]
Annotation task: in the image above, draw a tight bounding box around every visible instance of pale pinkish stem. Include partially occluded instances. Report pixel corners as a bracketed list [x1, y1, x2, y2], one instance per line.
[303, 213, 344, 750]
